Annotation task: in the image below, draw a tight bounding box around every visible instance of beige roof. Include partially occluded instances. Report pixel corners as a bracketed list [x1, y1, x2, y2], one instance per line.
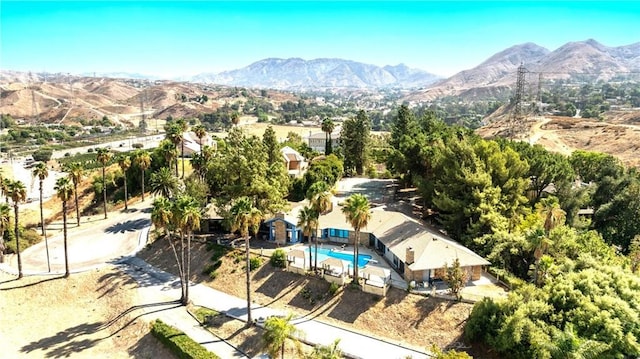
[318, 207, 490, 271]
[281, 146, 305, 162]
[361, 265, 389, 279]
[287, 249, 306, 259]
[320, 257, 345, 270]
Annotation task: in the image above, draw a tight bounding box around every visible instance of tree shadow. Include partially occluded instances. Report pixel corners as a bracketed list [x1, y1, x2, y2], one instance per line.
[255, 270, 303, 306]
[327, 286, 381, 323]
[104, 218, 150, 234]
[287, 280, 332, 311]
[0, 275, 63, 291]
[20, 300, 181, 358]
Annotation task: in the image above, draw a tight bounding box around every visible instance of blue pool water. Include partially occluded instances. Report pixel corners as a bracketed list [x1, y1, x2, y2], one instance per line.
[304, 247, 372, 268]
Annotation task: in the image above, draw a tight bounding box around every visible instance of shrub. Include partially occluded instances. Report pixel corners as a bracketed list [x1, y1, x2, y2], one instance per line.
[365, 165, 377, 179]
[249, 256, 263, 271]
[87, 148, 94, 153]
[202, 260, 222, 277]
[270, 249, 287, 268]
[32, 148, 53, 162]
[328, 282, 340, 296]
[4, 228, 42, 254]
[132, 143, 144, 149]
[150, 319, 220, 359]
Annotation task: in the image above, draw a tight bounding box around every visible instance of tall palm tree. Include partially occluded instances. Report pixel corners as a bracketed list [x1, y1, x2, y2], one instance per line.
[341, 193, 370, 284]
[192, 124, 207, 153]
[309, 184, 332, 271]
[96, 147, 112, 219]
[152, 197, 185, 299]
[1, 177, 10, 203]
[133, 150, 151, 201]
[117, 155, 131, 210]
[297, 206, 317, 271]
[537, 196, 566, 234]
[176, 119, 188, 179]
[31, 162, 51, 271]
[261, 314, 302, 359]
[159, 139, 179, 177]
[0, 203, 11, 262]
[0, 171, 6, 202]
[7, 180, 26, 278]
[150, 167, 180, 198]
[173, 195, 201, 305]
[65, 162, 84, 226]
[321, 117, 335, 155]
[228, 196, 262, 325]
[165, 122, 183, 177]
[54, 176, 74, 278]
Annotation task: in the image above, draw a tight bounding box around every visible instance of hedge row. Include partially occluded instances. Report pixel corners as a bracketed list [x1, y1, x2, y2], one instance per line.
[150, 319, 220, 359]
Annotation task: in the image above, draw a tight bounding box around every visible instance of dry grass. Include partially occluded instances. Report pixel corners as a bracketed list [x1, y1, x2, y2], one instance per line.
[0, 267, 172, 359]
[139, 238, 481, 356]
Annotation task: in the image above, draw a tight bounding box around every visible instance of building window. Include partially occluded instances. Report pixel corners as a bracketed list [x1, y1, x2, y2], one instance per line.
[328, 228, 349, 238]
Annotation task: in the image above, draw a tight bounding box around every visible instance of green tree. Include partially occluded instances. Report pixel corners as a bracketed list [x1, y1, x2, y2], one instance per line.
[228, 196, 262, 324]
[429, 345, 472, 359]
[308, 182, 332, 270]
[134, 150, 152, 201]
[263, 125, 280, 166]
[96, 147, 112, 219]
[65, 162, 84, 226]
[7, 180, 26, 278]
[341, 110, 371, 175]
[31, 162, 51, 271]
[445, 258, 468, 300]
[54, 176, 74, 277]
[321, 117, 335, 155]
[261, 314, 302, 359]
[629, 235, 640, 273]
[341, 193, 370, 283]
[176, 119, 188, 178]
[0, 203, 10, 261]
[117, 155, 131, 210]
[164, 123, 183, 176]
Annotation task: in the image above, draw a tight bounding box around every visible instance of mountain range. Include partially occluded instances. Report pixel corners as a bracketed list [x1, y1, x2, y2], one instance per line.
[1, 39, 639, 97]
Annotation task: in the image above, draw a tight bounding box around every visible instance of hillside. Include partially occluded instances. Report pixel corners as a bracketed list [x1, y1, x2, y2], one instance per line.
[406, 39, 640, 102]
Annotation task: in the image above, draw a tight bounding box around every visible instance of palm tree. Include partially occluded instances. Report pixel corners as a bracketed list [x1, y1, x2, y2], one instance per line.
[309, 188, 331, 269]
[32, 162, 51, 271]
[192, 124, 207, 153]
[228, 196, 262, 325]
[159, 139, 179, 177]
[173, 195, 201, 305]
[0, 203, 11, 262]
[1, 177, 10, 203]
[321, 117, 335, 155]
[96, 147, 112, 219]
[537, 196, 566, 234]
[151, 197, 185, 299]
[297, 206, 317, 271]
[117, 155, 131, 210]
[133, 150, 151, 201]
[65, 162, 84, 226]
[341, 193, 370, 284]
[54, 176, 74, 277]
[176, 119, 188, 179]
[165, 122, 183, 177]
[150, 167, 180, 198]
[7, 180, 26, 278]
[261, 314, 302, 359]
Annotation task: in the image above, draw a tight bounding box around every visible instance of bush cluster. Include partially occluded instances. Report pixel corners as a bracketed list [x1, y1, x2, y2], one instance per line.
[150, 319, 220, 359]
[270, 249, 287, 268]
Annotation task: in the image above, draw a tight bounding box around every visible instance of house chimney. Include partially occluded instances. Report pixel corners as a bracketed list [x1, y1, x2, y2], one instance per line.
[276, 212, 285, 220]
[406, 247, 415, 265]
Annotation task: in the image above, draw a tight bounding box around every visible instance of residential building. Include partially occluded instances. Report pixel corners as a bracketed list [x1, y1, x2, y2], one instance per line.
[281, 146, 307, 177]
[308, 128, 341, 153]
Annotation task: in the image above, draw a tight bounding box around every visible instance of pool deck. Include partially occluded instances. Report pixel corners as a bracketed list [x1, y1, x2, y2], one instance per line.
[289, 242, 408, 290]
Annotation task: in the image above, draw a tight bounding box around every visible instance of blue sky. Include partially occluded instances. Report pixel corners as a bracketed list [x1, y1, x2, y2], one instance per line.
[1, 1, 638, 78]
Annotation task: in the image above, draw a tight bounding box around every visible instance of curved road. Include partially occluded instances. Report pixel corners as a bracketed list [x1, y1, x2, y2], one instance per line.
[2, 198, 152, 276]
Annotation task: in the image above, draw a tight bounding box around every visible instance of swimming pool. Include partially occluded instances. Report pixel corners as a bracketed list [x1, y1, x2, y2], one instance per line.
[304, 247, 372, 268]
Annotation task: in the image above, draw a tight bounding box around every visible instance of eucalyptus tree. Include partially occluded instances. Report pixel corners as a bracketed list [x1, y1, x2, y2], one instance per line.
[133, 150, 151, 201]
[31, 161, 51, 271]
[117, 155, 131, 210]
[65, 162, 84, 226]
[54, 176, 74, 277]
[341, 193, 370, 283]
[7, 180, 26, 278]
[228, 196, 262, 324]
[96, 147, 112, 219]
[341, 110, 371, 175]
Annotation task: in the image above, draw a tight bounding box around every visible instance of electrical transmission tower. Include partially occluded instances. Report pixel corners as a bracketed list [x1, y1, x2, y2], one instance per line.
[28, 72, 39, 121]
[508, 63, 528, 137]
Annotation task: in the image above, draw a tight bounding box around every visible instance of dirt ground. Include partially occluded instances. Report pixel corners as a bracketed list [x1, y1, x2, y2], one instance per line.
[0, 267, 172, 359]
[139, 237, 482, 357]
